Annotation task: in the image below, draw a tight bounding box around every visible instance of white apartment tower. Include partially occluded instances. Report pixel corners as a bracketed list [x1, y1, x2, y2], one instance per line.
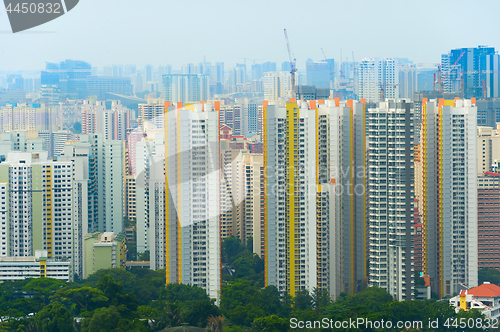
[420, 98, 478, 298]
[263, 72, 293, 101]
[165, 102, 221, 303]
[368, 100, 415, 300]
[0, 152, 73, 262]
[358, 58, 398, 102]
[264, 99, 367, 299]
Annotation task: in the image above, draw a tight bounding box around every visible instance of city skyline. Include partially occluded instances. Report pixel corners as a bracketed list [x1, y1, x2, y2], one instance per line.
[0, 0, 499, 70]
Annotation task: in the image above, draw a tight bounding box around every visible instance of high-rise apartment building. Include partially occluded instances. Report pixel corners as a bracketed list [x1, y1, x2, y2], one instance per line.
[368, 100, 415, 301]
[81, 100, 131, 141]
[58, 143, 96, 279]
[477, 172, 500, 271]
[135, 133, 164, 254]
[420, 98, 478, 298]
[165, 102, 220, 303]
[0, 103, 60, 132]
[263, 72, 293, 101]
[161, 74, 209, 103]
[477, 125, 500, 175]
[138, 99, 165, 129]
[358, 58, 398, 102]
[67, 134, 124, 234]
[264, 99, 366, 299]
[0, 152, 73, 262]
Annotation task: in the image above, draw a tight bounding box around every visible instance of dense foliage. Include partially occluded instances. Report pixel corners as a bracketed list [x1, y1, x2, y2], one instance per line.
[0, 238, 493, 331]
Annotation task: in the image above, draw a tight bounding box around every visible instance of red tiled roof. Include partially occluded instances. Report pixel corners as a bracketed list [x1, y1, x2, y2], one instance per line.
[485, 171, 500, 177]
[469, 283, 500, 298]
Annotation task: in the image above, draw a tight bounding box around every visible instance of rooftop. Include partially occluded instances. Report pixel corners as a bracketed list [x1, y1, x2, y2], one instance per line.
[467, 282, 500, 298]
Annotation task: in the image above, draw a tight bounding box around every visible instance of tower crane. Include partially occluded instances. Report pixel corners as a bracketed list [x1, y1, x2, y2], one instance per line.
[284, 29, 297, 99]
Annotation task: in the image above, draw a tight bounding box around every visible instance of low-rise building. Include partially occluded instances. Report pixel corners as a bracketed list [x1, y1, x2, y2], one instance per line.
[83, 232, 127, 279]
[0, 250, 70, 282]
[450, 282, 500, 318]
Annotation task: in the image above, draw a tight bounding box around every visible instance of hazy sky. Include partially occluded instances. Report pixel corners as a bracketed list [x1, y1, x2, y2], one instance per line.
[0, 0, 499, 71]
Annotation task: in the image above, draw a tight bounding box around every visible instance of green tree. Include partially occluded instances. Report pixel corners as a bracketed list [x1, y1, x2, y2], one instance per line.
[222, 237, 245, 264]
[96, 275, 138, 317]
[164, 283, 210, 303]
[53, 286, 108, 316]
[311, 287, 331, 313]
[138, 250, 150, 261]
[34, 301, 74, 332]
[252, 315, 289, 332]
[479, 268, 500, 285]
[181, 299, 220, 327]
[23, 278, 66, 309]
[81, 306, 121, 332]
[294, 289, 313, 311]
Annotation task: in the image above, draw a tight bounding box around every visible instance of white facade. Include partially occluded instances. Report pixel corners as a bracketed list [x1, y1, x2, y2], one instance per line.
[368, 100, 415, 300]
[165, 102, 220, 303]
[358, 58, 398, 102]
[263, 71, 293, 101]
[440, 99, 478, 295]
[161, 74, 209, 103]
[0, 251, 70, 282]
[135, 133, 164, 255]
[0, 152, 73, 265]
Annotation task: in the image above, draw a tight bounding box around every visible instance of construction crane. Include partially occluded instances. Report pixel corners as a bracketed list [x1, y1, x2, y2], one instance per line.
[439, 50, 466, 93]
[352, 51, 356, 82]
[339, 49, 344, 79]
[321, 48, 334, 97]
[284, 29, 297, 99]
[379, 82, 399, 101]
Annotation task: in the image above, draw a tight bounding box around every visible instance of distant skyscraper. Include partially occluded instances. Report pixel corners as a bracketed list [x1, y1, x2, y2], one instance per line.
[263, 72, 293, 101]
[398, 64, 417, 99]
[281, 61, 291, 72]
[441, 46, 499, 98]
[41, 60, 91, 98]
[368, 100, 415, 300]
[306, 60, 332, 88]
[210, 62, 224, 83]
[124, 65, 137, 77]
[359, 58, 398, 102]
[251, 64, 263, 80]
[86, 77, 133, 99]
[162, 74, 209, 103]
[262, 62, 277, 73]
